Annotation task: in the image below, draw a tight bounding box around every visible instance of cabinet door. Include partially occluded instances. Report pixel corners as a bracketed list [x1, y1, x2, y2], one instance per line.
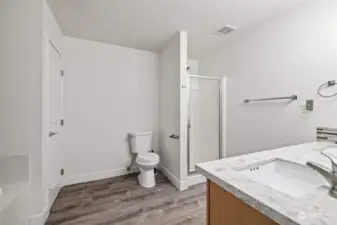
[207, 180, 278, 225]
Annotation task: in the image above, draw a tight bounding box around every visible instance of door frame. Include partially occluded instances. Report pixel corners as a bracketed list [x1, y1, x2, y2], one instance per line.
[187, 75, 226, 174]
[42, 34, 64, 190]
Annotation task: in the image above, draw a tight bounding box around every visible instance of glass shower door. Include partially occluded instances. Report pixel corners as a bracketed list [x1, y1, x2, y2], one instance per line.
[188, 76, 220, 172]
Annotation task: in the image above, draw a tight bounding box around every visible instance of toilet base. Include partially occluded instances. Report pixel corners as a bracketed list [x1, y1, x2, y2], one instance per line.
[138, 169, 155, 188]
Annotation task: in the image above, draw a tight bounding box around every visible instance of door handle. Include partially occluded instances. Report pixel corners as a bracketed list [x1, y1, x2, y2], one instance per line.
[169, 134, 180, 139]
[49, 131, 58, 137]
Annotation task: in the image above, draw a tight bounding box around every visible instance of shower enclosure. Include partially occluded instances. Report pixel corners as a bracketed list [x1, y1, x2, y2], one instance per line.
[188, 75, 221, 173]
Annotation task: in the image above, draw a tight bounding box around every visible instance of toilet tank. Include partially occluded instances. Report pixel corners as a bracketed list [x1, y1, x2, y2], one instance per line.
[129, 131, 152, 154]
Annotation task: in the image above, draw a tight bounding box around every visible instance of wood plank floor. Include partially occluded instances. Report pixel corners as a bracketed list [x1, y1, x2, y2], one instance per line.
[46, 172, 206, 225]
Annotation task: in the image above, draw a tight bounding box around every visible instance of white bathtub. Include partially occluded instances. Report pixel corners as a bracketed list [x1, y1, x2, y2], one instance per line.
[0, 155, 30, 225]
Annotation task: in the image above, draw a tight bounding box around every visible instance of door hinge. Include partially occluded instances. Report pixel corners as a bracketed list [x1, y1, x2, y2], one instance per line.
[60, 119, 64, 126]
[60, 70, 64, 77]
[60, 168, 64, 176]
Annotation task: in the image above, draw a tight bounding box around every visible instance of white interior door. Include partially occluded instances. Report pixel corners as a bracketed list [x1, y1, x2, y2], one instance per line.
[189, 76, 220, 172]
[47, 42, 64, 189]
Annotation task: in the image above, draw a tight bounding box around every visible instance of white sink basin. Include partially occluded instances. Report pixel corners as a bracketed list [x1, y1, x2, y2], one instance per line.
[236, 159, 327, 198]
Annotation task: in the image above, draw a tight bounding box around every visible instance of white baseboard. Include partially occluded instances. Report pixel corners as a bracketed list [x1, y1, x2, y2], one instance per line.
[48, 185, 62, 208]
[158, 164, 188, 191]
[28, 185, 62, 225]
[187, 174, 206, 187]
[44, 185, 62, 222]
[28, 204, 48, 225]
[61, 167, 138, 186]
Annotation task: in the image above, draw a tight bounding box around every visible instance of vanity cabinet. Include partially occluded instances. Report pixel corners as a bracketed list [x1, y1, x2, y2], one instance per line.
[207, 180, 278, 225]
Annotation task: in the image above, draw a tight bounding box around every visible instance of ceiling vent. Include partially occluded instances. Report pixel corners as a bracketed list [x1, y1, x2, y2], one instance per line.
[214, 25, 237, 36]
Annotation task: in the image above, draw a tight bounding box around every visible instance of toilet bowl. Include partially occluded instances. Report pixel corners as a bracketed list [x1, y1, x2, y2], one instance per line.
[136, 152, 160, 188]
[129, 131, 160, 188]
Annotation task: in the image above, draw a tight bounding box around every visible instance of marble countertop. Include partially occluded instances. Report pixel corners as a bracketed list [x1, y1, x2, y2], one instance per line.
[196, 141, 337, 225]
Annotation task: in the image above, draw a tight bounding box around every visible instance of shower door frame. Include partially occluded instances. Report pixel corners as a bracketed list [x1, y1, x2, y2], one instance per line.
[187, 74, 223, 174]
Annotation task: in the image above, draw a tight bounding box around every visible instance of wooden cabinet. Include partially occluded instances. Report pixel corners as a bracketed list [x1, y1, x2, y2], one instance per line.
[207, 180, 278, 225]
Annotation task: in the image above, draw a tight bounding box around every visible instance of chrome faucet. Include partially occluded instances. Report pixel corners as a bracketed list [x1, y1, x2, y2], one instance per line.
[307, 151, 337, 198]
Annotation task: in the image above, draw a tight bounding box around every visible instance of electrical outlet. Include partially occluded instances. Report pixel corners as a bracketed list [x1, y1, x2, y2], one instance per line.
[306, 100, 314, 111]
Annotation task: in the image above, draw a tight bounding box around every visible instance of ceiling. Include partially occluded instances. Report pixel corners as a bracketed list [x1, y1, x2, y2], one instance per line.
[47, 0, 306, 59]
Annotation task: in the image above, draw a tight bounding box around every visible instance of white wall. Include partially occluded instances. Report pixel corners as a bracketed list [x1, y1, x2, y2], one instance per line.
[63, 37, 159, 184]
[0, 0, 44, 220]
[0, 1, 64, 223]
[43, 2, 64, 54]
[159, 33, 181, 182]
[159, 32, 188, 190]
[200, 0, 337, 157]
[0, 155, 29, 186]
[179, 32, 189, 186]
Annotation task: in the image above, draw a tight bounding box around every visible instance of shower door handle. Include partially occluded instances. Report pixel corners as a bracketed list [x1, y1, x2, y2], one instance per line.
[169, 134, 180, 139]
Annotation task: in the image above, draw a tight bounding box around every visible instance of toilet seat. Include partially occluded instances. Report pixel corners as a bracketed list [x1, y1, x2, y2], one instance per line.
[136, 153, 159, 163]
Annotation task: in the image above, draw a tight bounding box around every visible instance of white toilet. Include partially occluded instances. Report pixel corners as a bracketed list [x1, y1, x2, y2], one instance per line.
[130, 131, 160, 188]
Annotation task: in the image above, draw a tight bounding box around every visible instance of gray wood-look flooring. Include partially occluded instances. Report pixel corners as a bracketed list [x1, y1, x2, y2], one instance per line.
[46, 172, 206, 225]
